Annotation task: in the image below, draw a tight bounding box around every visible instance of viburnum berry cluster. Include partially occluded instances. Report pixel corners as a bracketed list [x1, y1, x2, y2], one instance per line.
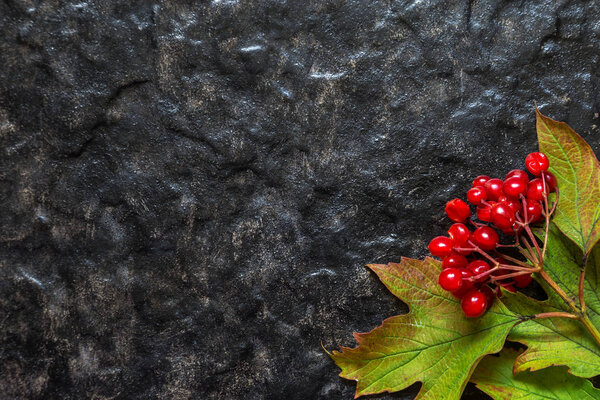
[429, 152, 558, 317]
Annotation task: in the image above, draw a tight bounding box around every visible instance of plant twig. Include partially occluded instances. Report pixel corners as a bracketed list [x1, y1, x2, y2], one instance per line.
[522, 224, 543, 263]
[580, 254, 588, 313]
[533, 312, 578, 320]
[495, 253, 533, 268]
[518, 236, 538, 265]
[490, 270, 532, 281]
[579, 269, 586, 313]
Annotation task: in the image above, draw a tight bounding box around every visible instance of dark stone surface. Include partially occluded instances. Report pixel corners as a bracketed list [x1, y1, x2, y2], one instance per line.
[2, 0, 600, 399]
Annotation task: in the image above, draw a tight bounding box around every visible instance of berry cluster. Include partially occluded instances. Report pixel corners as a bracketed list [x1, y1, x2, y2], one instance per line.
[429, 152, 558, 318]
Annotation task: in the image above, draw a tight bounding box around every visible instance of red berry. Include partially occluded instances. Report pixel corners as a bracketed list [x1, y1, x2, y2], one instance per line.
[541, 171, 557, 193]
[503, 176, 528, 198]
[525, 152, 549, 176]
[499, 196, 521, 214]
[505, 169, 529, 183]
[448, 223, 470, 246]
[467, 186, 487, 205]
[428, 236, 454, 257]
[491, 202, 516, 229]
[484, 178, 504, 200]
[494, 286, 503, 298]
[502, 227, 516, 236]
[472, 175, 491, 187]
[472, 226, 499, 251]
[445, 198, 471, 222]
[442, 253, 468, 269]
[481, 285, 495, 308]
[461, 289, 488, 317]
[502, 224, 523, 236]
[501, 282, 517, 293]
[523, 200, 543, 223]
[514, 273, 533, 288]
[439, 268, 463, 292]
[476, 203, 494, 222]
[494, 256, 508, 264]
[451, 286, 470, 299]
[467, 260, 490, 282]
[527, 178, 546, 201]
[458, 268, 475, 292]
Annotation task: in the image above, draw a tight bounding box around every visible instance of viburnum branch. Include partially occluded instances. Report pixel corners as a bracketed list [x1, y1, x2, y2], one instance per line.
[429, 151, 587, 324]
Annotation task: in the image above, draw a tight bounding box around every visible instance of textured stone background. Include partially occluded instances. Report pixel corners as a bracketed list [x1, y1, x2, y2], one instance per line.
[2, 0, 600, 399]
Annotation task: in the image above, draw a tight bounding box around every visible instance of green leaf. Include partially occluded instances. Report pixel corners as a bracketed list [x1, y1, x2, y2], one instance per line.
[471, 348, 600, 399]
[584, 238, 600, 339]
[329, 257, 519, 399]
[536, 108, 600, 254]
[503, 292, 600, 377]
[503, 225, 600, 377]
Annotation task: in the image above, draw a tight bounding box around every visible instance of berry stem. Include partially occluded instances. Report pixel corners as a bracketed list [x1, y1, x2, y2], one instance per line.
[540, 173, 556, 260]
[495, 253, 533, 269]
[469, 264, 531, 283]
[532, 312, 578, 320]
[522, 223, 543, 263]
[518, 237, 539, 265]
[520, 194, 529, 224]
[541, 198, 551, 260]
[463, 241, 498, 265]
[470, 267, 499, 282]
[579, 269, 587, 313]
[496, 243, 518, 248]
[546, 187, 559, 216]
[469, 218, 487, 228]
[497, 263, 535, 272]
[490, 270, 532, 282]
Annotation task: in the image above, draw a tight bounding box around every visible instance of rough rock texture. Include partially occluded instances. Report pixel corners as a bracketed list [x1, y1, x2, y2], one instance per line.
[2, 0, 600, 399]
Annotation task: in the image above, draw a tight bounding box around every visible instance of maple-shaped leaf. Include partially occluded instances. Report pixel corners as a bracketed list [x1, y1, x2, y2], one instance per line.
[471, 348, 600, 399]
[503, 225, 600, 377]
[328, 257, 520, 399]
[536, 108, 600, 254]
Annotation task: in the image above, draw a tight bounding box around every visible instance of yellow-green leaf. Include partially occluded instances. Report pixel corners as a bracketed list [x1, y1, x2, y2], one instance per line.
[503, 225, 600, 377]
[503, 292, 600, 377]
[471, 348, 600, 400]
[329, 257, 519, 399]
[536, 108, 600, 254]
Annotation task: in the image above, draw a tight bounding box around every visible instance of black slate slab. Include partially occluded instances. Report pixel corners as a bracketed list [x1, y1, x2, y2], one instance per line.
[2, 0, 600, 399]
